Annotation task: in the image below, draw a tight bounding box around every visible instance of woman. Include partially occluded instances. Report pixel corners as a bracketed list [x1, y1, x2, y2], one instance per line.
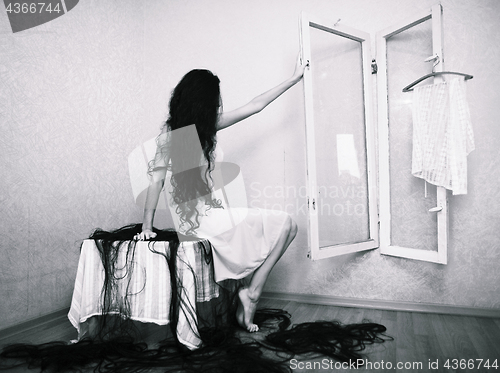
[135, 56, 307, 333]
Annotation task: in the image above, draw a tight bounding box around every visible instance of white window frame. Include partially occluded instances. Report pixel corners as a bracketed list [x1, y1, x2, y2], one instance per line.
[376, 4, 448, 264]
[300, 12, 379, 260]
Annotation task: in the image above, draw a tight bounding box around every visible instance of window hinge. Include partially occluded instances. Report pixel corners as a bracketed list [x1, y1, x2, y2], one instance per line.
[371, 59, 378, 74]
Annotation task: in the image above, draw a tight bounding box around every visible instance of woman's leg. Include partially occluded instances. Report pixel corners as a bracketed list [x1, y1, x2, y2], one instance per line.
[237, 216, 298, 332]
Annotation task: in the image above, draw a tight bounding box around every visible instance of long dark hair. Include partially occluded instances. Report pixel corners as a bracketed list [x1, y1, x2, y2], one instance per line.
[152, 69, 223, 235]
[0, 223, 392, 372]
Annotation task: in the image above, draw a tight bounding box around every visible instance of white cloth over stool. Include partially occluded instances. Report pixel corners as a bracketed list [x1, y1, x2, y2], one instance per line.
[68, 240, 218, 350]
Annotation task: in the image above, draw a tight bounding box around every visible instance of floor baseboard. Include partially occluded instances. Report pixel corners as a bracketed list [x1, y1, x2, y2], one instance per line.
[1, 293, 498, 341]
[0, 308, 70, 341]
[261, 291, 500, 319]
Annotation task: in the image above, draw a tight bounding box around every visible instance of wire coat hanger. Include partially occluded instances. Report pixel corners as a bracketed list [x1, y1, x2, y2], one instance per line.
[402, 55, 473, 92]
[402, 72, 473, 92]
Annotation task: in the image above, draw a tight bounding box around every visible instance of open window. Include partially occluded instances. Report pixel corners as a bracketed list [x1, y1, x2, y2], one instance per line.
[377, 4, 448, 264]
[300, 13, 379, 260]
[300, 5, 449, 263]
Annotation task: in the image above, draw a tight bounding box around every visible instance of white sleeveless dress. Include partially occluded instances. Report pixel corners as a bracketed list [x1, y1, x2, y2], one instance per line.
[153, 131, 291, 283]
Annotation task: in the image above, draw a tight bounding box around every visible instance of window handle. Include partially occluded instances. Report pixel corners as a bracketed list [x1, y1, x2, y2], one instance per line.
[429, 206, 443, 212]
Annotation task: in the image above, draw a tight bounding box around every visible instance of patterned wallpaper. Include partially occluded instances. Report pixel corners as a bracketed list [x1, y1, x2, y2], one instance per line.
[1, 0, 499, 330]
[0, 1, 146, 329]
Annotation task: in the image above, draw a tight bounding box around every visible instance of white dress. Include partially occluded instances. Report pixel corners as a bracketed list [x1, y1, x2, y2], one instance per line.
[152, 129, 291, 283]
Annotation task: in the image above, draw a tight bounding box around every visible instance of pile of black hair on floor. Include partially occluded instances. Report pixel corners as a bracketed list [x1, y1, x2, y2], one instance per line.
[0, 224, 392, 373]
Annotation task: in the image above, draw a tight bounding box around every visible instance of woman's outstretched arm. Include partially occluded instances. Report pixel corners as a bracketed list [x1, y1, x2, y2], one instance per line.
[217, 56, 307, 131]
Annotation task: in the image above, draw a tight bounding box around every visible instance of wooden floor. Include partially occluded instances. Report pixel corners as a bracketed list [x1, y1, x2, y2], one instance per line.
[1, 299, 499, 372]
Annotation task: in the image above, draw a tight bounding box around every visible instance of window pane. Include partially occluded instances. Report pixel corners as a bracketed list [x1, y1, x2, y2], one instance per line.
[386, 19, 438, 251]
[309, 25, 370, 248]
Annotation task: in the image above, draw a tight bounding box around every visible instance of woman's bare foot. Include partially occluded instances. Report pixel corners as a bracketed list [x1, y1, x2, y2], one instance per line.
[236, 287, 259, 332]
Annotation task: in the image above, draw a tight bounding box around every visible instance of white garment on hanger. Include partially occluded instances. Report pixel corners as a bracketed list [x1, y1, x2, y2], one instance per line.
[411, 77, 474, 195]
